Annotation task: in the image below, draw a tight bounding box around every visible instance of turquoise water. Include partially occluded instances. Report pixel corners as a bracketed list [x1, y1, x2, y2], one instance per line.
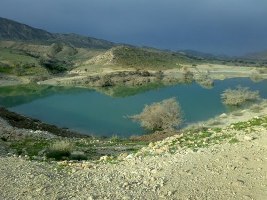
[0, 78, 266, 137]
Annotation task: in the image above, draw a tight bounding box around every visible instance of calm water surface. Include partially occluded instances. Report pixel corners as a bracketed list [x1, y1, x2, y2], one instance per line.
[0, 78, 266, 137]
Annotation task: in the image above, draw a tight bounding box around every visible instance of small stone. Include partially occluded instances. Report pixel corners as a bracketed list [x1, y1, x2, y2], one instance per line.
[99, 155, 109, 161]
[148, 142, 154, 148]
[122, 196, 131, 200]
[125, 154, 134, 159]
[220, 113, 227, 118]
[88, 196, 94, 200]
[123, 182, 129, 187]
[244, 136, 253, 141]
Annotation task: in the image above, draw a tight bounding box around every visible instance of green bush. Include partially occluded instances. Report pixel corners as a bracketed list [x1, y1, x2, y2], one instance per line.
[69, 151, 87, 161]
[46, 141, 74, 160]
[221, 86, 260, 106]
[130, 98, 183, 131]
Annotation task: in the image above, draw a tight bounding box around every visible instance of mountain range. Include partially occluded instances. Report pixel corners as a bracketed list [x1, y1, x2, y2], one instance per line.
[0, 16, 266, 77]
[0, 17, 115, 49]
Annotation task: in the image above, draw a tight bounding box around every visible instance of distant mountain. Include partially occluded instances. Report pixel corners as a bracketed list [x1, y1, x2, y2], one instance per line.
[0, 17, 54, 41]
[0, 17, 115, 49]
[244, 50, 267, 61]
[177, 50, 216, 60]
[177, 49, 234, 61]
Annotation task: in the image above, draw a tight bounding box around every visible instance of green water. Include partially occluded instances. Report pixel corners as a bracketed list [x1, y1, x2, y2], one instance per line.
[0, 78, 266, 137]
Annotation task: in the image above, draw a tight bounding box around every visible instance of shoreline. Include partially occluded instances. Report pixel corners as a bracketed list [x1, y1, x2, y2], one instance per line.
[1, 64, 267, 88]
[0, 107, 91, 138]
[1, 99, 267, 142]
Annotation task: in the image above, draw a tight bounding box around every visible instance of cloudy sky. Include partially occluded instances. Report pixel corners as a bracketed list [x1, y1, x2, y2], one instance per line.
[0, 0, 267, 55]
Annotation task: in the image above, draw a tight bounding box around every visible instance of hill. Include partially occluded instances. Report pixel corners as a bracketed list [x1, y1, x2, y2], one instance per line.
[0, 17, 54, 41]
[1, 16, 266, 86]
[244, 50, 267, 61]
[0, 17, 117, 75]
[0, 17, 115, 49]
[0, 17, 205, 76]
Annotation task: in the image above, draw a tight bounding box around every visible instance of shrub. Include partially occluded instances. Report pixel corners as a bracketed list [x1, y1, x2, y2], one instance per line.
[221, 86, 260, 106]
[46, 141, 74, 160]
[69, 151, 87, 161]
[130, 98, 183, 131]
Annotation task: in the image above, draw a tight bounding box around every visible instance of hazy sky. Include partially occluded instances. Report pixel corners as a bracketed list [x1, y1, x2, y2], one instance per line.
[0, 0, 267, 55]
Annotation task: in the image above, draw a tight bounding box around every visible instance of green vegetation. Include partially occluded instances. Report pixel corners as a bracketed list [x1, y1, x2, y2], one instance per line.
[113, 46, 198, 69]
[221, 86, 260, 106]
[9, 137, 49, 157]
[5, 135, 148, 161]
[231, 116, 267, 130]
[130, 98, 183, 131]
[46, 141, 74, 160]
[169, 129, 232, 152]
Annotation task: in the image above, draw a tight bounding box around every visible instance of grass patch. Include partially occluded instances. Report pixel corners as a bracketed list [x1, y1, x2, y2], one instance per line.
[112, 46, 199, 69]
[231, 117, 267, 130]
[167, 128, 236, 153]
[46, 141, 74, 160]
[9, 137, 49, 157]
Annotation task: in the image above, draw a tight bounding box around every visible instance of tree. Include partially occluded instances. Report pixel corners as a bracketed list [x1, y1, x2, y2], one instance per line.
[221, 86, 260, 106]
[130, 98, 183, 131]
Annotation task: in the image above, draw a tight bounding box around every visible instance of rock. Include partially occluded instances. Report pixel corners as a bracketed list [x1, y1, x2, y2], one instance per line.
[125, 154, 134, 159]
[118, 153, 128, 160]
[99, 155, 109, 161]
[220, 113, 227, 118]
[244, 136, 254, 141]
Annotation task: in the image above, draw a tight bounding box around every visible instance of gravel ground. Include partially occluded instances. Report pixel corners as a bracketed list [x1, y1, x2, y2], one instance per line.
[0, 123, 266, 200]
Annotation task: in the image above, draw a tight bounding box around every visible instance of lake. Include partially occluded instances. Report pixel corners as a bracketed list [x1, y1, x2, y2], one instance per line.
[0, 78, 266, 137]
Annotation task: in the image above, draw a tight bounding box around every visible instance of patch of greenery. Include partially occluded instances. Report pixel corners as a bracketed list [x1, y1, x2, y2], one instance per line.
[9, 137, 49, 157]
[0, 48, 39, 64]
[0, 65, 12, 74]
[39, 58, 69, 74]
[169, 129, 235, 153]
[212, 127, 222, 133]
[113, 46, 198, 69]
[46, 140, 74, 160]
[231, 117, 267, 130]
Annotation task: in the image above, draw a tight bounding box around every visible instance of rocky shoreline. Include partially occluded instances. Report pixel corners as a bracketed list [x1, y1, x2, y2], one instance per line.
[0, 107, 90, 138]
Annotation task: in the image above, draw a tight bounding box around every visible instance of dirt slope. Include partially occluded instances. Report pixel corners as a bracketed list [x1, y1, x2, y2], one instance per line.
[0, 122, 266, 199]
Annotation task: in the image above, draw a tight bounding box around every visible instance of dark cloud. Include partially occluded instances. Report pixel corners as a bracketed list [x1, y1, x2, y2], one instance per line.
[0, 0, 267, 55]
